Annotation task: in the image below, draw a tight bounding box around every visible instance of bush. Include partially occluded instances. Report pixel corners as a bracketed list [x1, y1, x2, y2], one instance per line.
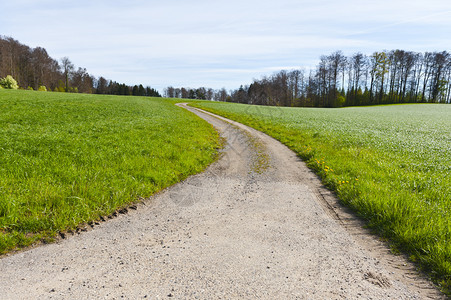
[38, 85, 47, 92]
[27, 86, 34, 91]
[337, 95, 346, 107]
[0, 75, 19, 89]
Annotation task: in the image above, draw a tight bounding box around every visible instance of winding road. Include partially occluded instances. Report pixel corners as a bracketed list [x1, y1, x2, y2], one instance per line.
[0, 104, 444, 299]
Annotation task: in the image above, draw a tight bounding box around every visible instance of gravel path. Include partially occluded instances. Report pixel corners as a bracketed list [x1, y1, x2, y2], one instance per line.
[0, 104, 444, 299]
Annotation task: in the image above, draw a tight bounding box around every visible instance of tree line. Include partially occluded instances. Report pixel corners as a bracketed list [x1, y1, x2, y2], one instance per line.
[166, 50, 451, 107]
[163, 86, 229, 102]
[0, 36, 161, 97]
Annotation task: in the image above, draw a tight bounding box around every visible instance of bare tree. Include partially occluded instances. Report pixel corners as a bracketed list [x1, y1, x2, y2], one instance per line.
[60, 57, 74, 92]
[164, 86, 175, 98]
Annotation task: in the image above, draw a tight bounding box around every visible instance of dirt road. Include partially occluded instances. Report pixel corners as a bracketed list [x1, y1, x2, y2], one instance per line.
[0, 104, 444, 299]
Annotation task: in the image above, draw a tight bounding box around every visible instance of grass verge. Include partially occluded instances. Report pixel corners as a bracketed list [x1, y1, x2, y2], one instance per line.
[191, 101, 451, 293]
[0, 90, 219, 253]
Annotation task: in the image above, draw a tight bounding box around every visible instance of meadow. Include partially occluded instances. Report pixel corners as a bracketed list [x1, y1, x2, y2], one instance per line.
[191, 101, 451, 291]
[0, 90, 219, 253]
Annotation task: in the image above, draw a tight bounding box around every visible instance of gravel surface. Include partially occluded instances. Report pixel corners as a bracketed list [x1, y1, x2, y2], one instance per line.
[0, 104, 445, 299]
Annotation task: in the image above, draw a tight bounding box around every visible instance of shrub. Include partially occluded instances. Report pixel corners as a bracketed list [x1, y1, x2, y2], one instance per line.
[38, 85, 47, 92]
[0, 75, 19, 89]
[27, 86, 34, 91]
[337, 95, 346, 107]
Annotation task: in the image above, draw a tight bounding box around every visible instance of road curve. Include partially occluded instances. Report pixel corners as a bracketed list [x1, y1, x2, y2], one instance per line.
[0, 103, 444, 299]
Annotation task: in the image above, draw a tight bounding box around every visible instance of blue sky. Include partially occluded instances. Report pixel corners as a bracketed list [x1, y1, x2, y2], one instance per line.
[2, 0, 451, 92]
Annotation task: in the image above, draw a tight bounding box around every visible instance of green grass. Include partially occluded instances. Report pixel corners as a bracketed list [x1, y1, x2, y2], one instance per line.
[0, 90, 219, 253]
[191, 101, 451, 293]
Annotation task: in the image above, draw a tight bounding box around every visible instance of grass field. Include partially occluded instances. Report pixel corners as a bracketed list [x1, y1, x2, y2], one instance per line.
[191, 101, 451, 292]
[0, 90, 219, 254]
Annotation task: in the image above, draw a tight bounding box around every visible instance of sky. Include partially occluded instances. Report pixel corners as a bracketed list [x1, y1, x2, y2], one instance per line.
[2, 0, 451, 93]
